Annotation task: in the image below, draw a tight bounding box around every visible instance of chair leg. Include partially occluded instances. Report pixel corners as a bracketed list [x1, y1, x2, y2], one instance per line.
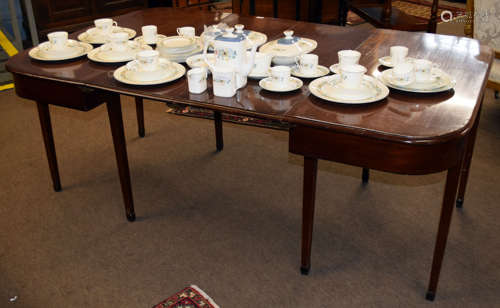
[36, 102, 62, 192]
[214, 111, 224, 151]
[135, 97, 145, 138]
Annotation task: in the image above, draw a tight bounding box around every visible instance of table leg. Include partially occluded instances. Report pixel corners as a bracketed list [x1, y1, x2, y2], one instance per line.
[456, 101, 482, 208]
[301, 156, 318, 275]
[362, 168, 369, 184]
[214, 111, 224, 151]
[106, 96, 136, 222]
[135, 97, 145, 138]
[426, 163, 461, 301]
[36, 102, 62, 192]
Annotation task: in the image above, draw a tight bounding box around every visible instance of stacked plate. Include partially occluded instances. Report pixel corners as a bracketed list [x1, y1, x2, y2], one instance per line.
[157, 36, 203, 63]
[379, 68, 456, 93]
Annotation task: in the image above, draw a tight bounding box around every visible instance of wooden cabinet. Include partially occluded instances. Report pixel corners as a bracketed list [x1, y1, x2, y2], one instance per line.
[232, 0, 340, 24]
[32, 0, 147, 39]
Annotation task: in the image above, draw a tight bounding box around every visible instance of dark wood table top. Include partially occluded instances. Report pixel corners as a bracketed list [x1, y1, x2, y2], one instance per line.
[6, 7, 494, 144]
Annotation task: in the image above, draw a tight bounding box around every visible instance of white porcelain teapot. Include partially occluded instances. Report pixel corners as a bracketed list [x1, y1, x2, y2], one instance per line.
[203, 26, 257, 89]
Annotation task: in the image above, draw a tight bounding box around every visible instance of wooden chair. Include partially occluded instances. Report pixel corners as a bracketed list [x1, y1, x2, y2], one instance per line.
[465, 0, 500, 98]
[342, 0, 440, 33]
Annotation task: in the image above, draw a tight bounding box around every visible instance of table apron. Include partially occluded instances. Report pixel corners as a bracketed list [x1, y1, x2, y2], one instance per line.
[289, 125, 466, 175]
[12, 74, 107, 111]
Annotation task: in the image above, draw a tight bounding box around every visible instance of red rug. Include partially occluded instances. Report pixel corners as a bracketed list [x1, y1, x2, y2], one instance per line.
[153, 285, 220, 308]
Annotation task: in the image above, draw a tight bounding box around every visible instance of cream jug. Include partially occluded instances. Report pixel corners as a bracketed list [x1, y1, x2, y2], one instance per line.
[203, 27, 257, 89]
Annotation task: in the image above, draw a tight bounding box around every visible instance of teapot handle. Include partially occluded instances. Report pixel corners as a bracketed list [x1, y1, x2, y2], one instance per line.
[202, 39, 215, 73]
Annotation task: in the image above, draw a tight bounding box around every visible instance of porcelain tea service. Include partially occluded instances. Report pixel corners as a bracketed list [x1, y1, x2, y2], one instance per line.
[330, 50, 361, 74]
[248, 52, 272, 79]
[259, 66, 303, 92]
[78, 18, 136, 45]
[187, 67, 208, 94]
[29, 31, 93, 61]
[259, 30, 317, 66]
[203, 26, 257, 93]
[113, 50, 186, 85]
[133, 25, 167, 45]
[88, 32, 152, 63]
[292, 53, 329, 78]
[378, 45, 416, 67]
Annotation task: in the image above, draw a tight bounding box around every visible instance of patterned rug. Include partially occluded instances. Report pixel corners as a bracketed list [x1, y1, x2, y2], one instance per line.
[153, 285, 219, 308]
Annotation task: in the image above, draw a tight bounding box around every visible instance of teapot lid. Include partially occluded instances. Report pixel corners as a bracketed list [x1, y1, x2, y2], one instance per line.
[215, 27, 245, 42]
[277, 30, 300, 45]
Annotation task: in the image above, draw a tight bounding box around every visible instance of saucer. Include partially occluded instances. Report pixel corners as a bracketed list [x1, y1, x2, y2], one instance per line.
[378, 56, 416, 67]
[259, 76, 303, 92]
[114, 61, 186, 85]
[330, 63, 362, 74]
[29, 40, 93, 61]
[309, 74, 389, 104]
[248, 69, 270, 79]
[133, 34, 167, 45]
[186, 53, 215, 70]
[379, 68, 455, 93]
[292, 65, 329, 78]
[77, 27, 136, 44]
[87, 42, 152, 63]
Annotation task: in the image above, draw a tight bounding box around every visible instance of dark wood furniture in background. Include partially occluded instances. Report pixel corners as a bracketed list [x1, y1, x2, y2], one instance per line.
[6, 8, 493, 301]
[31, 0, 148, 39]
[232, 0, 340, 24]
[343, 0, 439, 32]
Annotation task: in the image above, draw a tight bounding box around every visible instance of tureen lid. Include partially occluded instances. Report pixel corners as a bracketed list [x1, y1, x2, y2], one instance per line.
[258, 30, 317, 57]
[215, 27, 246, 42]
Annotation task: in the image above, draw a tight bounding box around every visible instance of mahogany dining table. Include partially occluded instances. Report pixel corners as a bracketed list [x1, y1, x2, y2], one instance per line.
[6, 7, 493, 301]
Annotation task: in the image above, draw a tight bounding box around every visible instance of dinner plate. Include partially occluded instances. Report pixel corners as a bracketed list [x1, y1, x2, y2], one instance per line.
[77, 27, 136, 44]
[133, 34, 168, 45]
[309, 74, 389, 104]
[378, 56, 416, 67]
[29, 40, 93, 61]
[113, 61, 186, 85]
[259, 76, 303, 92]
[379, 68, 456, 93]
[87, 42, 152, 63]
[292, 65, 329, 78]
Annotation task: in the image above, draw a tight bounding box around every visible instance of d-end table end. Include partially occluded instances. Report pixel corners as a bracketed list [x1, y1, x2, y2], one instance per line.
[53, 183, 62, 192]
[456, 198, 464, 208]
[425, 291, 435, 301]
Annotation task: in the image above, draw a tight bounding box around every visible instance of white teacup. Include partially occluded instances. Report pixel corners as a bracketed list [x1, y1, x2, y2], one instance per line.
[47, 31, 68, 50]
[271, 66, 291, 88]
[188, 67, 208, 94]
[106, 32, 129, 52]
[338, 50, 361, 68]
[142, 25, 157, 44]
[249, 52, 272, 76]
[128, 50, 160, 71]
[212, 66, 237, 97]
[390, 46, 409, 66]
[392, 62, 415, 85]
[94, 18, 117, 34]
[296, 53, 318, 75]
[177, 26, 195, 38]
[340, 64, 367, 89]
[414, 59, 433, 83]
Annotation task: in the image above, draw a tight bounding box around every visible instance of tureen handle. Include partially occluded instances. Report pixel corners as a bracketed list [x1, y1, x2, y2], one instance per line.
[284, 30, 294, 39]
[235, 24, 244, 34]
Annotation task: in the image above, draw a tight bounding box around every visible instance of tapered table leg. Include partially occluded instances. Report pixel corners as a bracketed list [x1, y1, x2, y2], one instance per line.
[106, 95, 136, 222]
[362, 168, 369, 184]
[36, 102, 61, 192]
[135, 97, 145, 138]
[301, 156, 318, 275]
[456, 101, 482, 208]
[426, 163, 461, 301]
[214, 111, 223, 151]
